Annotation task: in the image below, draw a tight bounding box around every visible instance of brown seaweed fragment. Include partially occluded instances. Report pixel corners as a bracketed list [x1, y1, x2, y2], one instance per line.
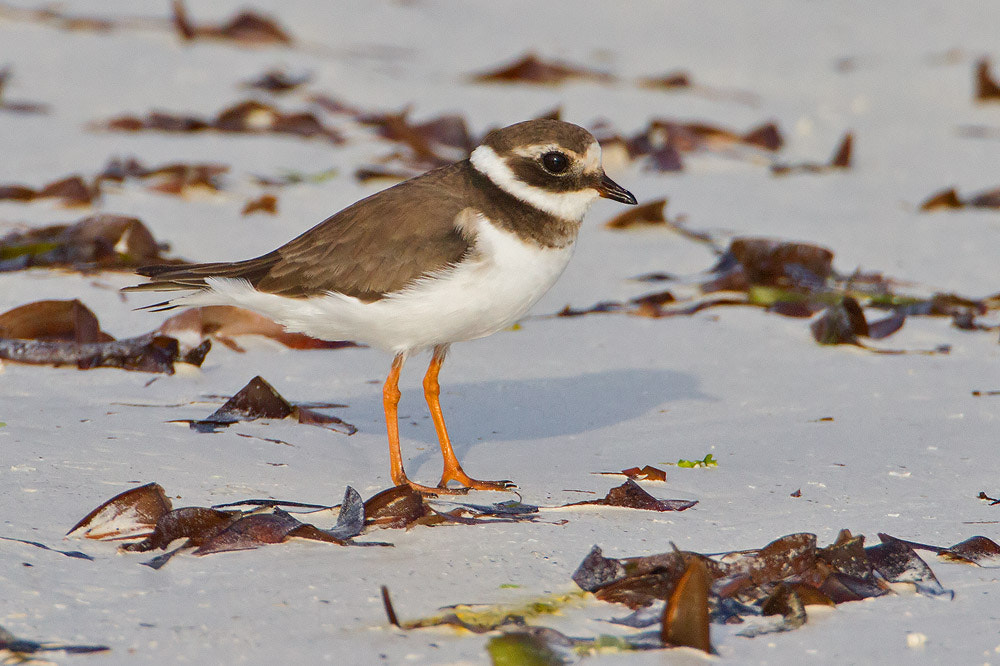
[771, 132, 853, 175]
[0, 174, 95, 206]
[0, 625, 109, 657]
[244, 69, 311, 93]
[171, 0, 292, 46]
[73, 485, 380, 568]
[67, 483, 172, 541]
[975, 57, 1000, 102]
[364, 485, 431, 528]
[242, 193, 278, 215]
[566, 479, 696, 512]
[0, 328, 206, 374]
[639, 71, 692, 90]
[919, 184, 1000, 211]
[0, 299, 111, 343]
[0, 214, 178, 272]
[867, 534, 951, 597]
[0, 66, 48, 114]
[187, 375, 357, 434]
[121, 507, 240, 552]
[919, 187, 964, 211]
[472, 52, 614, 85]
[98, 100, 342, 143]
[661, 558, 713, 653]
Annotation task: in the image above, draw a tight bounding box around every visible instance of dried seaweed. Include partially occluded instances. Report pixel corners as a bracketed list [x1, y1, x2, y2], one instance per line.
[364, 485, 431, 528]
[0, 625, 108, 657]
[875, 533, 1000, 568]
[171, 0, 292, 46]
[638, 71, 692, 90]
[603, 198, 671, 229]
[562, 528, 963, 648]
[0, 156, 229, 202]
[242, 193, 278, 215]
[615, 466, 668, 482]
[919, 183, 1000, 211]
[0, 535, 93, 560]
[0, 299, 111, 343]
[382, 586, 584, 635]
[187, 375, 357, 435]
[67, 483, 172, 541]
[0, 174, 95, 206]
[661, 559, 713, 653]
[389, 527, 974, 656]
[0, 299, 207, 373]
[565, 479, 697, 512]
[602, 199, 714, 248]
[98, 99, 342, 144]
[556, 230, 985, 352]
[70, 485, 384, 568]
[975, 57, 1000, 102]
[351, 110, 479, 179]
[0, 331, 207, 373]
[0, 66, 48, 114]
[771, 132, 853, 175]
[0, 214, 181, 272]
[618, 118, 785, 174]
[244, 69, 311, 93]
[98, 158, 229, 196]
[472, 53, 614, 85]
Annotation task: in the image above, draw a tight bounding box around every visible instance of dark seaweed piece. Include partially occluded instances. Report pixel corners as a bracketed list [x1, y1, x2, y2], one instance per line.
[244, 69, 311, 93]
[189, 375, 356, 434]
[572, 545, 627, 592]
[0, 299, 111, 343]
[364, 485, 431, 528]
[0, 625, 108, 655]
[326, 486, 366, 541]
[171, 0, 292, 45]
[660, 558, 712, 653]
[0, 333, 192, 373]
[0, 214, 173, 271]
[472, 52, 614, 85]
[771, 133, 853, 175]
[67, 483, 172, 540]
[193, 509, 303, 555]
[867, 534, 952, 598]
[810, 297, 868, 345]
[121, 507, 240, 552]
[0, 536, 93, 560]
[975, 57, 1000, 102]
[566, 479, 697, 512]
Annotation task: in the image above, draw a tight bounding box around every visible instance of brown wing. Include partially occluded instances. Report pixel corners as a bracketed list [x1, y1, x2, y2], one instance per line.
[128, 162, 475, 302]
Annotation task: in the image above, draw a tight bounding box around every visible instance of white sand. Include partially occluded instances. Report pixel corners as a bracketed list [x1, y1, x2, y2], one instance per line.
[3, 1, 1000, 663]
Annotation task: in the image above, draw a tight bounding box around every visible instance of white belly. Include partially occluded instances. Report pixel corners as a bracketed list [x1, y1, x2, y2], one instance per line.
[187, 217, 575, 355]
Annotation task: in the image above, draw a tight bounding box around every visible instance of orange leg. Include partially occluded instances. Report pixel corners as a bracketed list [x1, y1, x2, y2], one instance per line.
[424, 345, 515, 491]
[382, 352, 469, 495]
[383, 353, 408, 487]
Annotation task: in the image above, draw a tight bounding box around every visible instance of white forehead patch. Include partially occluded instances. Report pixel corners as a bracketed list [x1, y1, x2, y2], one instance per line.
[470, 144, 600, 222]
[582, 141, 602, 172]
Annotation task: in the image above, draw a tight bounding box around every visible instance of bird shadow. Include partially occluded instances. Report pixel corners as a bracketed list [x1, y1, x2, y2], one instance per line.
[345, 367, 711, 471]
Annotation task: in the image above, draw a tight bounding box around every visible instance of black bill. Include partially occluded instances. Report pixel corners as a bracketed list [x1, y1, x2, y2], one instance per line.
[596, 173, 638, 205]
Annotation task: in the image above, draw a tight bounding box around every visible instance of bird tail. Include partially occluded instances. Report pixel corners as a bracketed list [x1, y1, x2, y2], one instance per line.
[122, 254, 281, 310]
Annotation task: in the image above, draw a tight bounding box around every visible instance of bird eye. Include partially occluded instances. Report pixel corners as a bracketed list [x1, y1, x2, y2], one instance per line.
[541, 151, 570, 174]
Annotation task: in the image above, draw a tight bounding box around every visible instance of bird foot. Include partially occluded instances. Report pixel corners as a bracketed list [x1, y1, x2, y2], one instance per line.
[438, 468, 516, 492]
[404, 480, 471, 496]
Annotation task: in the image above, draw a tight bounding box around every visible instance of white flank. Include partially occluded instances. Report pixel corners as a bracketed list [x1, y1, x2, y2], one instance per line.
[175, 213, 575, 355]
[470, 144, 600, 221]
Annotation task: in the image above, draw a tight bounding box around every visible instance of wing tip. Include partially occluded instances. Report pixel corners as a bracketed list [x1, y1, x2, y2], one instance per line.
[135, 300, 180, 312]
